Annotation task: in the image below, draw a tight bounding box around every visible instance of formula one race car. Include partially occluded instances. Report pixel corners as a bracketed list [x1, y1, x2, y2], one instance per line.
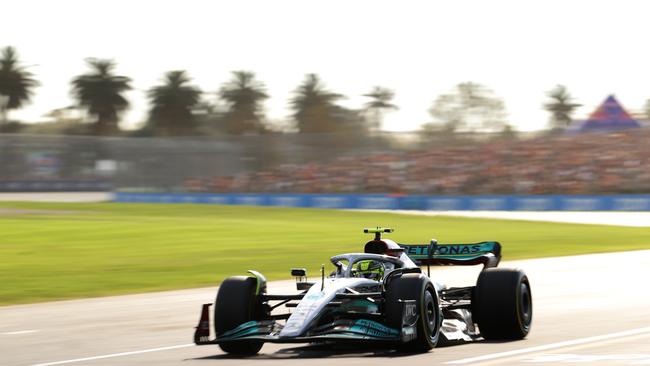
[194, 228, 532, 354]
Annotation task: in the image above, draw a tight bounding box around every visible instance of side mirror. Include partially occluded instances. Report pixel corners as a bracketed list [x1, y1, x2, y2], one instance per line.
[291, 268, 306, 277]
[291, 268, 310, 291]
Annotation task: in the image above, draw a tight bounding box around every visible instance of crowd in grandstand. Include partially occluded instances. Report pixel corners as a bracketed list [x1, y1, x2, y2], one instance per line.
[185, 130, 650, 195]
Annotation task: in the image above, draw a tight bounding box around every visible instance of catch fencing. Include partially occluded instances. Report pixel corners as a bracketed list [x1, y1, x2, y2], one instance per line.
[0, 133, 428, 191]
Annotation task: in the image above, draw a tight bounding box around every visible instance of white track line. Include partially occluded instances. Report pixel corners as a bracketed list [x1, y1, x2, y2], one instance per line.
[1, 329, 39, 335]
[446, 326, 650, 364]
[31, 344, 194, 366]
[27, 327, 650, 365]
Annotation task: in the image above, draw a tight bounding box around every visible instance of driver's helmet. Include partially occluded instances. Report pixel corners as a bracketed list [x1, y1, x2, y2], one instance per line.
[353, 259, 385, 281]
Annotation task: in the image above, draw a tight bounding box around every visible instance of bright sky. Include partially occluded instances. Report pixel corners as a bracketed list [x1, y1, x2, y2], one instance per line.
[3, 0, 650, 131]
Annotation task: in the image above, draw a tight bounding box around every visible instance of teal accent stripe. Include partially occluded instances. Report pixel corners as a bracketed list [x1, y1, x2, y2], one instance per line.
[219, 321, 260, 339]
[401, 241, 499, 260]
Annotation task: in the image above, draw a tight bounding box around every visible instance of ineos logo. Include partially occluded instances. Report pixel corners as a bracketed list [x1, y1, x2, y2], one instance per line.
[405, 303, 417, 317]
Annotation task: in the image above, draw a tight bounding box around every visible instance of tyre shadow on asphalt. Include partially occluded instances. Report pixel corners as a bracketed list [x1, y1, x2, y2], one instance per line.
[190, 343, 412, 360]
[189, 339, 489, 360]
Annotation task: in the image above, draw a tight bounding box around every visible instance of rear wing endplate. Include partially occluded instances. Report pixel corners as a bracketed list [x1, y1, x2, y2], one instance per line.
[399, 241, 501, 269]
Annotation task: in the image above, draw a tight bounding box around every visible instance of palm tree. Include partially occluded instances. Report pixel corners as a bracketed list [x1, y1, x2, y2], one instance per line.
[428, 82, 508, 133]
[290, 74, 344, 133]
[363, 86, 398, 132]
[218, 71, 268, 134]
[71, 59, 132, 135]
[543, 85, 581, 129]
[0, 46, 39, 125]
[147, 70, 201, 136]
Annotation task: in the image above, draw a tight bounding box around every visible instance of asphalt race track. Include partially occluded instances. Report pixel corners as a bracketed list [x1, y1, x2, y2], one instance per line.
[2, 249, 650, 366]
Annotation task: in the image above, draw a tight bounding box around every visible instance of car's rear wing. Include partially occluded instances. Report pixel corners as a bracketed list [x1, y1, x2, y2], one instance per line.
[398, 241, 502, 269]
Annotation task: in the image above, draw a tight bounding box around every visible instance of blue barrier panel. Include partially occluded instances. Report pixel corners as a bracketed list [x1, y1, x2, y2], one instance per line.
[559, 195, 605, 211]
[397, 195, 427, 210]
[610, 195, 650, 211]
[469, 195, 512, 210]
[309, 195, 355, 209]
[425, 196, 468, 210]
[354, 195, 400, 210]
[267, 194, 307, 208]
[513, 196, 559, 211]
[112, 192, 650, 211]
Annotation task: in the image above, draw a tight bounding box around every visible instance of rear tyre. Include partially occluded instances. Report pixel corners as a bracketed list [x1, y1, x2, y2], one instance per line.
[473, 268, 532, 340]
[214, 276, 264, 355]
[385, 273, 441, 352]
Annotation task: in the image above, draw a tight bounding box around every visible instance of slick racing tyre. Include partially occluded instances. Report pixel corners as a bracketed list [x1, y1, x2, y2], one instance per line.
[473, 268, 532, 340]
[385, 273, 441, 352]
[214, 276, 265, 355]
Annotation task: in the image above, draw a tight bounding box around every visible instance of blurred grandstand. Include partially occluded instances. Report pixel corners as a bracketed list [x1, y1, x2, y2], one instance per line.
[2, 129, 650, 195]
[185, 130, 650, 195]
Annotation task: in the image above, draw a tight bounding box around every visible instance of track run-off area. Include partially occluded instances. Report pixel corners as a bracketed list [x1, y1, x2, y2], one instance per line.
[1, 194, 649, 365]
[1, 249, 649, 366]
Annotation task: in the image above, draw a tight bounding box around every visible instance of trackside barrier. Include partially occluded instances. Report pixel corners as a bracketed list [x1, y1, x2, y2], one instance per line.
[112, 193, 650, 211]
[0, 180, 111, 192]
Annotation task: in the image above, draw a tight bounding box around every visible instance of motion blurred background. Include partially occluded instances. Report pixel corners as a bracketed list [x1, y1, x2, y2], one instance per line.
[2, 0, 650, 198]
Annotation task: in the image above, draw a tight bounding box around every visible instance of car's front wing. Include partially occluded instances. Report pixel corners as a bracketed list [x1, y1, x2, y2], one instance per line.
[194, 300, 418, 345]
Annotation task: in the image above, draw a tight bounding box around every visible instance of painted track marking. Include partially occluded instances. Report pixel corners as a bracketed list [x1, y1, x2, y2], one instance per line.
[31, 344, 194, 366]
[31, 327, 650, 366]
[457, 332, 650, 366]
[446, 326, 650, 364]
[0, 329, 38, 335]
[524, 353, 650, 364]
[2, 329, 39, 335]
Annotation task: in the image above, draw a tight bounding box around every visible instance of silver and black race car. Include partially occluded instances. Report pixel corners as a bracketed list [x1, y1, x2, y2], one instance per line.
[194, 228, 532, 354]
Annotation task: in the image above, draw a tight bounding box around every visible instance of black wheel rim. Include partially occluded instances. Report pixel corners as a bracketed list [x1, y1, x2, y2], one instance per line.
[519, 282, 532, 329]
[424, 291, 436, 337]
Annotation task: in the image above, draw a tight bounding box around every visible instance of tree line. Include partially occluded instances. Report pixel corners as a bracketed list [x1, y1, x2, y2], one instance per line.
[1, 46, 598, 136]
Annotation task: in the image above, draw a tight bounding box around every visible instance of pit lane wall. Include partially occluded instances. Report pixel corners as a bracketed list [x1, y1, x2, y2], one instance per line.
[112, 193, 650, 211]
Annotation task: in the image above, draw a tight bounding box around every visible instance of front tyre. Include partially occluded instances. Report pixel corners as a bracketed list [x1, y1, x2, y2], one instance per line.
[214, 276, 264, 355]
[385, 273, 441, 352]
[473, 268, 532, 340]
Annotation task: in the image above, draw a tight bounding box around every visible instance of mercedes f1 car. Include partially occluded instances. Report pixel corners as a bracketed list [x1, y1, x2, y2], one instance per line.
[194, 228, 532, 354]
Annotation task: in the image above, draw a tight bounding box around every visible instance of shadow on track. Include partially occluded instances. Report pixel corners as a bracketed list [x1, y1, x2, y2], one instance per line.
[189, 338, 485, 360]
[190, 343, 414, 360]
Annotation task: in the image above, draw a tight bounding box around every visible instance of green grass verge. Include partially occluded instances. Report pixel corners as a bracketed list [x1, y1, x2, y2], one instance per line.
[1, 202, 649, 305]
